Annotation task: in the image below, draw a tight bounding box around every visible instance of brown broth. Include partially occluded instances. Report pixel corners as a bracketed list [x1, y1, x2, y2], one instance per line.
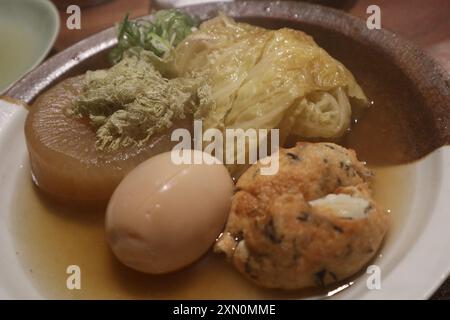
[11, 155, 415, 300]
[11, 167, 320, 299]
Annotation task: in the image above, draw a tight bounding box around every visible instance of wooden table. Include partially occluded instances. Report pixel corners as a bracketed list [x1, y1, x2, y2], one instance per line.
[50, 0, 450, 299]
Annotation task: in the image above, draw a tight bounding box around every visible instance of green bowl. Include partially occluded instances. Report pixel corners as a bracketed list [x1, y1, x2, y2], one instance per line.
[0, 0, 59, 93]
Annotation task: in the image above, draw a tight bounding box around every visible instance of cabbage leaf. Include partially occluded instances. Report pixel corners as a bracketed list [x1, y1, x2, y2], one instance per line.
[172, 14, 368, 143]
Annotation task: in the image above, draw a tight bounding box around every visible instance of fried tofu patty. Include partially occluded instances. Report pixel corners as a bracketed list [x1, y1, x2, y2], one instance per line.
[214, 142, 388, 290]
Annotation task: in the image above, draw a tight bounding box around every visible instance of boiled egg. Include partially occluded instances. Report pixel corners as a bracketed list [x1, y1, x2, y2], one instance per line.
[106, 150, 234, 274]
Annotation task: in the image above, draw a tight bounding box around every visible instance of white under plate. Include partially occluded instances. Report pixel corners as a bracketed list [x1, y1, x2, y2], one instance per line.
[0, 97, 450, 299]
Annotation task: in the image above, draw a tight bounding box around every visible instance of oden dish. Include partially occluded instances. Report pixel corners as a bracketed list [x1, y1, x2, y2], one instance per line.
[21, 9, 384, 290]
[5, 2, 446, 299]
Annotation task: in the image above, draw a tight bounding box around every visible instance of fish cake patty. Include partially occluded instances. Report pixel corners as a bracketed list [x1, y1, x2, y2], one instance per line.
[215, 142, 388, 289]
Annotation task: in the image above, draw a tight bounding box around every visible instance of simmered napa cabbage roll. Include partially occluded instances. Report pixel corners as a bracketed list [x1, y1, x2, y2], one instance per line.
[172, 14, 368, 142]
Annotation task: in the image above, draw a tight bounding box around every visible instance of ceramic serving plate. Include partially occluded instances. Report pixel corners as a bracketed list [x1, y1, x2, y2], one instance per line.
[0, 1, 449, 299]
[0, 0, 59, 94]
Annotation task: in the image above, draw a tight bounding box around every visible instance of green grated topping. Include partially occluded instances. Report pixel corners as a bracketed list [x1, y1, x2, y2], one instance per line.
[68, 50, 212, 151]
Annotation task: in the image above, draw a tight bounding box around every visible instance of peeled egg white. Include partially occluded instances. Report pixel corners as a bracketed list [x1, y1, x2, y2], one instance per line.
[106, 150, 234, 274]
[309, 194, 369, 219]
